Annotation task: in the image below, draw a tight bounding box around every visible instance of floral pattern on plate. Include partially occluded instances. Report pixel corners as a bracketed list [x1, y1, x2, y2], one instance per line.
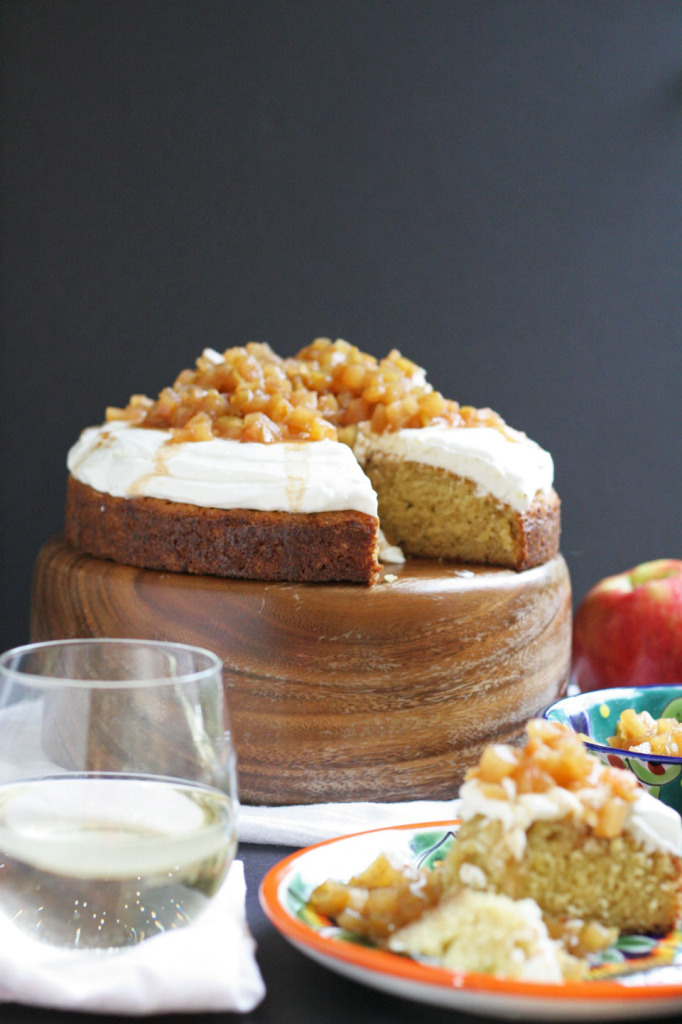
[260, 822, 682, 1021]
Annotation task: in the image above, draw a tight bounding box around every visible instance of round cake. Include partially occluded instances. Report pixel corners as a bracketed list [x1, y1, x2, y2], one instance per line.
[41, 337, 570, 804]
[31, 538, 571, 805]
[64, 339, 561, 584]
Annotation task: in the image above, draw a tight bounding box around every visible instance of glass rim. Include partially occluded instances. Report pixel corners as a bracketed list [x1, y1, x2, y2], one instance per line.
[0, 637, 223, 689]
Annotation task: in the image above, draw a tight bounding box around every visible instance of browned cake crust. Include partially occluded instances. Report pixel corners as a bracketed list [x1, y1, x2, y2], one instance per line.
[511, 489, 562, 570]
[65, 477, 382, 584]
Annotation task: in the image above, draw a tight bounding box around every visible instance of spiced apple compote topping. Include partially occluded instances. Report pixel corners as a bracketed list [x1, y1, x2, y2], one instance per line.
[608, 708, 682, 757]
[106, 338, 508, 445]
[467, 719, 640, 840]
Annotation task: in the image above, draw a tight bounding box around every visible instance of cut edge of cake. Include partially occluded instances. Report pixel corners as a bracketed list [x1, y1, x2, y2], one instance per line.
[441, 720, 682, 937]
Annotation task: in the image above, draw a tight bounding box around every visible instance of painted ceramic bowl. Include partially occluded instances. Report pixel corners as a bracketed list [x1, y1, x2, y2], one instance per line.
[543, 685, 682, 815]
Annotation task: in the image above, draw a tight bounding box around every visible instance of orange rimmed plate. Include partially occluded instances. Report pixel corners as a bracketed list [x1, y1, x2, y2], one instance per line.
[259, 821, 682, 1021]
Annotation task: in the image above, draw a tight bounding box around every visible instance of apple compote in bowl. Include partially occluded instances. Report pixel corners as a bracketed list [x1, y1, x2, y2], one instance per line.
[544, 685, 682, 815]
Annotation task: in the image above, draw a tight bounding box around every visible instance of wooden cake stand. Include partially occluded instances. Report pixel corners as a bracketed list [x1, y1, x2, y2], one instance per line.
[31, 536, 572, 805]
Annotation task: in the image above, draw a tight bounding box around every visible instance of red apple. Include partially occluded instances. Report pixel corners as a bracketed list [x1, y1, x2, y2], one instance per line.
[572, 559, 682, 692]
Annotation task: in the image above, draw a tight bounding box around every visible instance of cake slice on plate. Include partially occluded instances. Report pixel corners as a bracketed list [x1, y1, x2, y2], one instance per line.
[441, 718, 682, 936]
[309, 720, 682, 979]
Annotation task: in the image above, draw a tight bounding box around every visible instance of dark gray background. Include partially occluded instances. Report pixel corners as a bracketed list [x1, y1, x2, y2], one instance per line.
[2, 0, 681, 654]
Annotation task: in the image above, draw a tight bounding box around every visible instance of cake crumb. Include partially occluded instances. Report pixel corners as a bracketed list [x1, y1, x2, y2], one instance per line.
[383, 574, 398, 583]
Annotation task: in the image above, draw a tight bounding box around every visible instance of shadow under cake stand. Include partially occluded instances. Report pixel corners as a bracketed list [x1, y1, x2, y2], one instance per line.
[31, 536, 572, 805]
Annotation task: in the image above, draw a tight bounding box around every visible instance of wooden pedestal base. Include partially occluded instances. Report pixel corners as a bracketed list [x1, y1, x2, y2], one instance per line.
[31, 537, 571, 804]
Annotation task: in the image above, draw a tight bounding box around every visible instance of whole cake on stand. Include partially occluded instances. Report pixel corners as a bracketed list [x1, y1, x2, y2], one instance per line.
[31, 338, 571, 804]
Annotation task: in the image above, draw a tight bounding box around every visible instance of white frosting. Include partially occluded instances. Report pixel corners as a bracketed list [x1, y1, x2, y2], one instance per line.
[67, 414, 554, 521]
[67, 422, 378, 517]
[377, 530, 405, 565]
[627, 791, 682, 856]
[459, 778, 682, 858]
[353, 424, 554, 513]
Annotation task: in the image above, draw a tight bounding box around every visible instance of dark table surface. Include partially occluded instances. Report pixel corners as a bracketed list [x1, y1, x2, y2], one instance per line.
[2, 841, 682, 1023]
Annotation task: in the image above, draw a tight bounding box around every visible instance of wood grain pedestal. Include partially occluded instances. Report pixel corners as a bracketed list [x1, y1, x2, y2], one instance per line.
[31, 537, 572, 805]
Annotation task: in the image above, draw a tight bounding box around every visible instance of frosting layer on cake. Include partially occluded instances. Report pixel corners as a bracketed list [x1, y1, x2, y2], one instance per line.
[67, 419, 554, 518]
[354, 424, 554, 513]
[458, 777, 682, 858]
[67, 422, 378, 516]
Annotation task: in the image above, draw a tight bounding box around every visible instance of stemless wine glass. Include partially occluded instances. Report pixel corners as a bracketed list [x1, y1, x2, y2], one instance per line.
[0, 638, 238, 949]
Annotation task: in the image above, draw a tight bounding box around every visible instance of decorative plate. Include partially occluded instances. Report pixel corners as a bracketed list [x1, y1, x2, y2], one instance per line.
[259, 822, 682, 1021]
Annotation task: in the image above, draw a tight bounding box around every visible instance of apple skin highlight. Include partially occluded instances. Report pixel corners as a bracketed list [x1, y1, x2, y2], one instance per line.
[572, 559, 682, 692]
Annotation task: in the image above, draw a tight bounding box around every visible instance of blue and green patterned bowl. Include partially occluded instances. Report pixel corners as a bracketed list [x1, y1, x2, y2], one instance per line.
[543, 685, 682, 815]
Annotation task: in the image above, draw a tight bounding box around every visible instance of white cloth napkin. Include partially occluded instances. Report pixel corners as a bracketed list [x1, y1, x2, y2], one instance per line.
[0, 860, 265, 1016]
[239, 799, 461, 847]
